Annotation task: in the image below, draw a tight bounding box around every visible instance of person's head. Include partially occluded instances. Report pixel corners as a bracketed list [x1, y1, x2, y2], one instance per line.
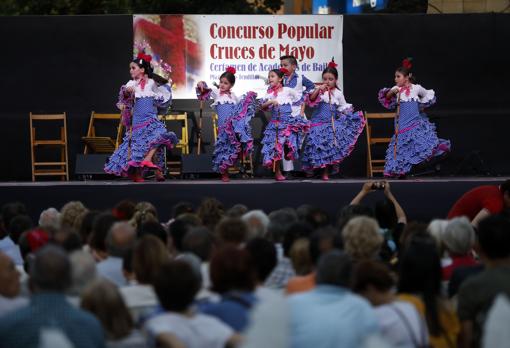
[241, 210, 269, 240]
[130, 202, 158, 230]
[267, 208, 298, 243]
[283, 221, 313, 257]
[215, 217, 248, 246]
[60, 201, 88, 231]
[81, 279, 134, 340]
[395, 58, 415, 86]
[500, 180, 510, 208]
[78, 210, 100, 245]
[400, 222, 430, 251]
[1, 202, 27, 236]
[322, 62, 339, 90]
[0, 251, 21, 298]
[219, 67, 236, 93]
[89, 213, 117, 260]
[342, 216, 383, 261]
[352, 260, 395, 306]
[226, 204, 249, 218]
[336, 204, 374, 232]
[8, 214, 33, 244]
[52, 228, 83, 252]
[38, 207, 60, 231]
[210, 246, 256, 294]
[69, 250, 97, 296]
[106, 222, 136, 258]
[154, 260, 201, 313]
[441, 217, 475, 256]
[169, 217, 199, 253]
[18, 229, 50, 265]
[268, 69, 284, 88]
[112, 200, 136, 221]
[309, 226, 341, 268]
[280, 55, 298, 75]
[245, 238, 277, 284]
[374, 199, 397, 230]
[30, 245, 71, 293]
[476, 215, 510, 261]
[182, 226, 215, 262]
[133, 235, 169, 284]
[138, 220, 168, 245]
[398, 232, 442, 335]
[427, 219, 449, 251]
[197, 198, 224, 230]
[290, 238, 313, 275]
[315, 250, 352, 287]
[130, 55, 152, 80]
[171, 201, 194, 219]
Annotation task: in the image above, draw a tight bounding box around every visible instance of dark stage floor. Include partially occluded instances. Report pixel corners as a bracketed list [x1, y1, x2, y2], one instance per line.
[1, 177, 507, 223]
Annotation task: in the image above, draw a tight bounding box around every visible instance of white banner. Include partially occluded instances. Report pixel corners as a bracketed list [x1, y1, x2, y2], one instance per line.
[133, 15, 343, 99]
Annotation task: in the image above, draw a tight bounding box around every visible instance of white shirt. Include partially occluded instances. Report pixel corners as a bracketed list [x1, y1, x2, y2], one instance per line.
[0, 236, 23, 266]
[125, 78, 171, 103]
[0, 295, 28, 317]
[97, 256, 126, 287]
[120, 284, 159, 322]
[374, 301, 429, 348]
[145, 312, 233, 348]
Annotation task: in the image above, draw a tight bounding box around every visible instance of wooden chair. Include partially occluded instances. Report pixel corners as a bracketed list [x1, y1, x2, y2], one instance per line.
[160, 113, 190, 175]
[30, 112, 69, 181]
[211, 113, 254, 176]
[364, 112, 395, 177]
[82, 112, 123, 154]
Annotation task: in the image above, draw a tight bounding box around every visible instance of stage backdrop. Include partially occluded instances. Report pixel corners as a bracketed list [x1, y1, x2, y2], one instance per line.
[133, 15, 344, 98]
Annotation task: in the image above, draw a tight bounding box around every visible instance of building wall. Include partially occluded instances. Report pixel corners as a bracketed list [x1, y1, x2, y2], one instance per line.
[428, 0, 510, 13]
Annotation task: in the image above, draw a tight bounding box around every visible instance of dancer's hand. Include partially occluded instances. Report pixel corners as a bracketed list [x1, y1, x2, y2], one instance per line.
[318, 83, 328, 91]
[126, 86, 135, 93]
[272, 99, 279, 107]
[197, 81, 206, 92]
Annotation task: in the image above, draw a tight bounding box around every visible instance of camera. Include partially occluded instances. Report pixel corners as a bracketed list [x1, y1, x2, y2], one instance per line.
[371, 181, 385, 190]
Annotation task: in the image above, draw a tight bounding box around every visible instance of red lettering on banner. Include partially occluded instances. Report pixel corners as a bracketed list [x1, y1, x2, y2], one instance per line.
[277, 23, 334, 41]
[279, 44, 315, 61]
[210, 44, 256, 59]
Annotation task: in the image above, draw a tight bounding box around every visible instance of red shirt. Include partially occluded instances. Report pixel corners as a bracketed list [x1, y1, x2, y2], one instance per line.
[448, 185, 503, 220]
[442, 254, 479, 280]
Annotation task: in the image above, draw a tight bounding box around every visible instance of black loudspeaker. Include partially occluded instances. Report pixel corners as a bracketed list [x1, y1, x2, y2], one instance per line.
[181, 154, 215, 174]
[75, 154, 110, 175]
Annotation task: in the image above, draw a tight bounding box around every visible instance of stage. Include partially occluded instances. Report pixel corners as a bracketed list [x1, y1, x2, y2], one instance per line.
[0, 177, 506, 223]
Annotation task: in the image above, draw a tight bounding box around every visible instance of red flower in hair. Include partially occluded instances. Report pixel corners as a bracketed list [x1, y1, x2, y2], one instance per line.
[402, 57, 413, 70]
[226, 66, 236, 75]
[137, 52, 152, 63]
[280, 67, 289, 75]
[328, 57, 337, 68]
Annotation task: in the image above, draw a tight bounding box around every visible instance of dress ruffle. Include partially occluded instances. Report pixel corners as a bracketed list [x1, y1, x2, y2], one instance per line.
[301, 107, 366, 172]
[383, 118, 451, 177]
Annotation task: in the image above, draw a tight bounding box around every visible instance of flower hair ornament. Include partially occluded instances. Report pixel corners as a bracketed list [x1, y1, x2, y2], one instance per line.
[226, 66, 236, 75]
[134, 40, 153, 65]
[328, 57, 338, 69]
[402, 57, 413, 70]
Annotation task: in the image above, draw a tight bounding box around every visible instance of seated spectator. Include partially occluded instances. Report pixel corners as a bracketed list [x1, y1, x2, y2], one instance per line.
[353, 260, 429, 348]
[37, 207, 61, 231]
[145, 260, 240, 348]
[112, 200, 136, 221]
[448, 180, 510, 227]
[199, 246, 257, 331]
[0, 202, 26, 266]
[60, 201, 88, 231]
[0, 245, 104, 348]
[197, 198, 224, 231]
[137, 221, 168, 246]
[245, 238, 278, 301]
[81, 279, 146, 348]
[0, 251, 28, 317]
[182, 226, 216, 293]
[398, 232, 459, 348]
[288, 250, 379, 348]
[241, 210, 270, 240]
[286, 227, 340, 295]
[89, 213, 118, 261]
[440, 217, 478, 281]
[215, 217, 248, 247]
[264, 209, 298, 288]
[97, 222, 136, 287]
[342, 216, 384, 262]
[68, 250, 97, 305]
[120, 235, 169, 322]
[457, 215, 510, 348]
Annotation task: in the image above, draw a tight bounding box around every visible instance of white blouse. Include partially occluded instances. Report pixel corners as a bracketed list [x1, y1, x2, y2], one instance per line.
[125, 78, 171, 103]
